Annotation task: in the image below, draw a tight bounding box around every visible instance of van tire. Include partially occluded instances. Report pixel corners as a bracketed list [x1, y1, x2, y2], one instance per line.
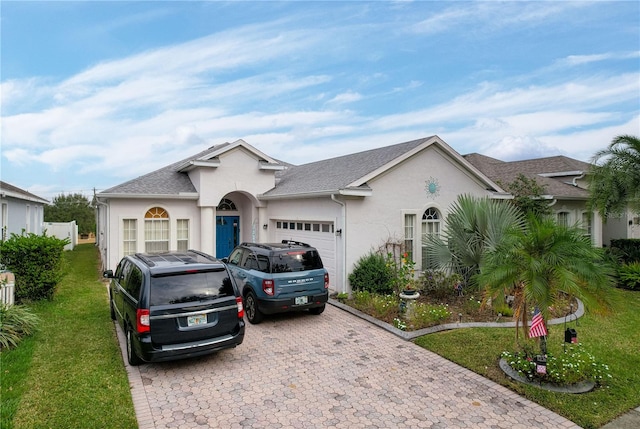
[126, 328, 143, 366]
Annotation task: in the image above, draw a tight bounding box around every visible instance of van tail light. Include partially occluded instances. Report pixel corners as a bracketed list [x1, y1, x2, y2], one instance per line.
[262, 279, 275, 296]
[236, 296, 244, 319]
[137, 309, 150, 333]
[324, 273, 330, 289]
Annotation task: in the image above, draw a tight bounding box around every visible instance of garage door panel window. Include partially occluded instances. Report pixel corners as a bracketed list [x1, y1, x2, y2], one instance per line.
[275, 220, 333, 233]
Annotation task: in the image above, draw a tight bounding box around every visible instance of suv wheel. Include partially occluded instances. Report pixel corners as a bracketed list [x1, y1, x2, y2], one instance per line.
[309, 304, 325, 315]
[126, 328, 143, 366]
[244, 291, 264, 324]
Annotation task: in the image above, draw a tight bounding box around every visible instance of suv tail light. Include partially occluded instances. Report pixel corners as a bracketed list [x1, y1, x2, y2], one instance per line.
[236, 296, 244, 319]
[324, 273, 329, 289]
[137, 309, 150, 333]
[262, 279, 275, 296]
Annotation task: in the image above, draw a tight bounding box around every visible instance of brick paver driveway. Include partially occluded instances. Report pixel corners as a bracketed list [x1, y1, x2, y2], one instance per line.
[118, 304, 579, 429]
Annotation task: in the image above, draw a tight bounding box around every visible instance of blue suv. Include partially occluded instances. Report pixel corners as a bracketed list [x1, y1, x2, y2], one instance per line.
[224, 241, 329, 324]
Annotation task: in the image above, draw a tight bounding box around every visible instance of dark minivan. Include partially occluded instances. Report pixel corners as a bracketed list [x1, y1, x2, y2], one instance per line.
[104, 250, 245, 365]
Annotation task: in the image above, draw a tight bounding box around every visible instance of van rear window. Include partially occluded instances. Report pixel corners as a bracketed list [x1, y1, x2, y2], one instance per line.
[149, 270, 234, 306]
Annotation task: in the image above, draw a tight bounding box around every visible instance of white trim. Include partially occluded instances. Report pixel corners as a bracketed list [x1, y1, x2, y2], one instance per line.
[98, 193, 199, 200]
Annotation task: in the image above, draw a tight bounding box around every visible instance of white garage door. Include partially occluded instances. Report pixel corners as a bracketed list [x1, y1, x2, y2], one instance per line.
[274, 220, 336, 289]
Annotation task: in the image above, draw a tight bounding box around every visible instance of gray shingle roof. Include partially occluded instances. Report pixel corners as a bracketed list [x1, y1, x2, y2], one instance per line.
[100, 146, 224, 195]
[264, 137, 433, 196]
[464, 154, 591, 199]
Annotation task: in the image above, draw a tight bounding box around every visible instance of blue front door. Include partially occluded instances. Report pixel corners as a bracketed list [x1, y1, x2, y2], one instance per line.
[216, 216, 239, 258]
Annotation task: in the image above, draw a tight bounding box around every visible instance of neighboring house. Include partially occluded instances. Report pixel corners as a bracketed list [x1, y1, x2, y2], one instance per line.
[0, 181, 48, 240]
[464, 153, 603, 246]
[95, 136, 603, 293]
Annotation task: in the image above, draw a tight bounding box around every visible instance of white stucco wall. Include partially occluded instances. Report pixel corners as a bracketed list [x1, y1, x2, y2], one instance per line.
[343, 145, 496, 287]
[102, 198, 201, 270]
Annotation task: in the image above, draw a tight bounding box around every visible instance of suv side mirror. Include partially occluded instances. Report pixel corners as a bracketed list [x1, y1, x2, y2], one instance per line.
[103, 270, 114, 278]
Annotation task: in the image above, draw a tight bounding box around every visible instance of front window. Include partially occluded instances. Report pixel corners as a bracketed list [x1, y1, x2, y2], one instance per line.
[145, 207, 169, 253]
[421, 208, 441, 270]
[557, 211, 569, 227]
[123, 219, 137, 256]
[581, 212, 592, 238]
[404, 214, 415, 260]
[177, 219, 189, 251]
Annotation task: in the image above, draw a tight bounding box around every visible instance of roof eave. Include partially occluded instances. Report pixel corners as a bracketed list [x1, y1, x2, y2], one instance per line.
[0, 190, 49, 204]
[259, 161, 285, 171]
[259, 187, 372, 200]
[97, 192, 199, 200]
[176, 160, 221, 173]
[538, 170, 585, 178]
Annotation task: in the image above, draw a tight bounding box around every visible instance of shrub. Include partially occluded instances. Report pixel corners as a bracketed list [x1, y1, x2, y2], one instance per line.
[502, 343, 611, 386]
[0, 233, 69, 302]
[408, 302, 451, 327]
[419, 270, 461, 299]
[0, 304, 40, 350]
[348, 252, 394, 294]
[610, 238, 640, 264]
[617, 262, 640, 290]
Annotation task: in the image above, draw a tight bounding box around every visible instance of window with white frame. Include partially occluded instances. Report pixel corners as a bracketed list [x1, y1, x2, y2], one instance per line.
[123, 219, 137, 256]
[144, 207, 169, 253]
[26, 205, 31, 233]
[1, 203, 8, 241]
[557, 211, 569, 227]
[404, 214, 415, 261]
[177, 219, 189, 251]
[581, 212, 592, 238]
[421, 208, 441, 270]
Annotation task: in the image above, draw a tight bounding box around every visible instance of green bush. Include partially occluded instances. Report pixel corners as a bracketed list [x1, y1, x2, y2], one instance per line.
[419, 270, 462, 299]
[348, 252, 394, 294]
[610, 239, 640, 264]
[618, 262, 640, 290]
[0, 304, 40, 350]
[0, 233, 69, 302]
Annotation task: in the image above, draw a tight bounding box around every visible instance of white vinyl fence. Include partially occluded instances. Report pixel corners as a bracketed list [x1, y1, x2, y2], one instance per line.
[1, 271, 15, 306]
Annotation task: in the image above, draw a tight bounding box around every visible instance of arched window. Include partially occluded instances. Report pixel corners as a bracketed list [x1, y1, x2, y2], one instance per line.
[145, 207, 169, 253]
[217, 198, 237, 211]
[421, 208, 441, 270]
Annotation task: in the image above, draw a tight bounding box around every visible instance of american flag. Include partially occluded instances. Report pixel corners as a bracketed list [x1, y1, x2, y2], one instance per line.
[529, 307, 548, 338]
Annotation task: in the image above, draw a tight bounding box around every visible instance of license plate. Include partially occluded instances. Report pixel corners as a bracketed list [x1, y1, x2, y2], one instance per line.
[187, 314, 207, 326]
[295, 296, 308, 305]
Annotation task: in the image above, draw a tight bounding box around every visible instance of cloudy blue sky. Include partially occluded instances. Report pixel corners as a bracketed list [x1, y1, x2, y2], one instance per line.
[1, 1, 639, 200]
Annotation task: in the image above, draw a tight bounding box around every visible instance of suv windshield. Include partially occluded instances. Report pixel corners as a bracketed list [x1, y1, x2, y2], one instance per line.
[149, 269, 234, 306]
[270, 250, 323, 273]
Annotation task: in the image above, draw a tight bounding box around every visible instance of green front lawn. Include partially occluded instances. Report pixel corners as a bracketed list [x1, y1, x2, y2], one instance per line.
[415, 287, 640, 429]
[0, 244, 137, 429]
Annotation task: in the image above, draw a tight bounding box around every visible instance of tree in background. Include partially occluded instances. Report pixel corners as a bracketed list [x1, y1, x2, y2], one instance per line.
[44, 193, 95, 235]
[589, 134, 640, 218]
[499, 173, 552, 219]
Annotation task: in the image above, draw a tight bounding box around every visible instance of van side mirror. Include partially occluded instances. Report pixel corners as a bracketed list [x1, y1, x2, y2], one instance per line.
[103, 270, 114, 278]
[221, 257, 229, 263]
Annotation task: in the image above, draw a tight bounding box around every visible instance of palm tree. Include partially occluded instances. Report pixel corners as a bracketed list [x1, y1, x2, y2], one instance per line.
[477, 215, 614, 340]
[425, 194, 525, 289]
[589, 134, 640, 218]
